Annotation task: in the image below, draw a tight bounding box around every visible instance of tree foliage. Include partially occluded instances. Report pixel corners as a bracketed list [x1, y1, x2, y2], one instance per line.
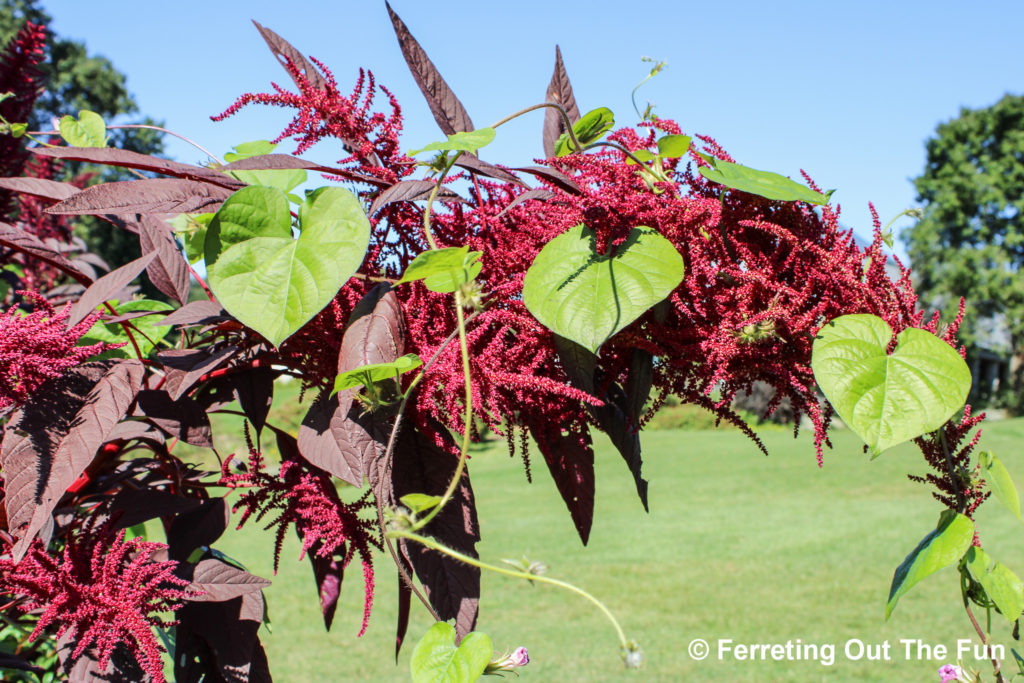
[905, 94, 1024, 402]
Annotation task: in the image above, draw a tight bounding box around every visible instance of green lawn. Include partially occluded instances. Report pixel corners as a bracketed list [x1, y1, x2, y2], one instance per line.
[204, 395, 1024, 682]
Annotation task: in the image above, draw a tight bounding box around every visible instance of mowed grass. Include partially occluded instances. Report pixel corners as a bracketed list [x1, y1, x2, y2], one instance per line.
[201, 387, 1024, 682]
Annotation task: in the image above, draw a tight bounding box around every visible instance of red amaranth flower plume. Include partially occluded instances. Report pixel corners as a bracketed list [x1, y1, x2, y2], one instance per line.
[908, 406, 987, 516]
[221, 445, 381, 636]
[0, 292, 119, 411]
[0, 20, 46, 215]
[0, 529, 190, 682]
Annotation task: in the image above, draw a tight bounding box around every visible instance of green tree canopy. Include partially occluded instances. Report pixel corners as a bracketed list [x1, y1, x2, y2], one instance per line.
[904, 94, 1024, 403]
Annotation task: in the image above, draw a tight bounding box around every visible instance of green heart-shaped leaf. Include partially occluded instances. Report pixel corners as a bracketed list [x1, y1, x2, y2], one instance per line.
[410, 622, 493, 683]
[332, 353, 422, 395]
[698, 154, 832, 205]
[887, 510, 974, 619]
[523, 224, 684, 354]
[656, 134, 691, 158]
[409, 128, 496, 157]
[811, 314, 971, 456]
[980, 451, 1022, 521]
[964, 546, 1024, 622]
[554, 107, 614, 156]
[59, 110, 106, 147]
[398, 246, 483, 293]
[224, 140, 307, 193]
[205, 185, 370, 347]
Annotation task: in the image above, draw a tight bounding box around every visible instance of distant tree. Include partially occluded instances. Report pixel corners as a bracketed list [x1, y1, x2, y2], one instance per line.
[904, 94, 1024, 408]
[0, 0, 166, 284]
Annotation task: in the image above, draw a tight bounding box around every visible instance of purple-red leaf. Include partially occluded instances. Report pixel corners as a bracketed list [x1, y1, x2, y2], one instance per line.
[392, 425, 480, 637]
[134, 389, 213, 448]
[302, 530, 344, 631]
[454, 155, 526, 186]
[160, 300, 227, 328]
[0, 223, 93, 285]
[0, 176, 80, 202]
[542, 45, 582, 158]
[46, 178, 234, 216]
[136, 215, 190, 305]
[497, 188, 555, 218]
[231, 366, 276, 436]
[369, 179, 440, 217]
[158, 346, 238, 401]
[386, 2, 473, 136]
[298, 285, 405, 487]
[2, 360, 145, 561]
[186, 558, 272, 603]
[512, 165, 582, 194]
[175, 594, 271, 683]
[527, 419, 595, 544]
[109, 488, 202, 530]
[168, 497, 230, 562]
[66, 252, 157, 329]
[252, 20, 327, 92]
[32, 147, 241, 189]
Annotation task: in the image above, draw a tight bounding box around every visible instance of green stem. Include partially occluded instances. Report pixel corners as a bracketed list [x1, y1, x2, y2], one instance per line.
[412, 289, 473, 531]
[389, 529, 629, 650]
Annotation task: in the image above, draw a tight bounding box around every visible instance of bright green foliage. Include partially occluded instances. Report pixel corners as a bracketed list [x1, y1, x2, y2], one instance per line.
[408, 128, 495, 157]
[205, 185, 370, 347]
[656, 134, 691, 158]
[979, 451, 1022, 521]
[554, 107, 614, 156]
[169, 212, 214, 264]
[905, 95, 1024, 407]
[332, 354, 422, 394]
[400, 494, 441, 515]
[78, 299, 174, 358]
[523, 224, 684, 354]
[964, 546, 1024, 622]
[223, 139, 307, 194]
[886, 510, 974, 619]
[410, 622, 492, 683]
[58, 110, 106, 147]
[811, 314, 971, 456]
[397, 246, 482, 293]
[697, 154, 833, 205]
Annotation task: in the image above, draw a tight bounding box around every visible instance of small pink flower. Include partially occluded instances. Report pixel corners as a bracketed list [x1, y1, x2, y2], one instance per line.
[938, 664, 965, 683]
[485, 646, 530, 673]
[509, 647, 529, 667]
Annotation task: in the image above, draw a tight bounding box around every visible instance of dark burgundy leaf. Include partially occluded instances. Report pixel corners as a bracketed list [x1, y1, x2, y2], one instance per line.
[231, 366, 276, 436]
[496, 188, 555, 218]
[0, 176, 80, 202]
[298, 285, 404, 486]
[625, 348, 654, 426]
[0, 222, 93, 285]
[369, 179, 437, 217]
[106, 419, 166, 445]
[527, 418, 595, 544]
[158, 346, 238, 401]
[47, 178, 234, 216]
[453, 155, 526, 186]
[2, 360, 145, 561]
[175, 594, 270, 683]
[160, 300, 228, 328]
[252, 20, 327, 92]
[512, 165, 582, 194]
[134, 390, 212, 447]
[32, 147, 242, 190]
[554, 335, 648, 510]
[386, 2, 473, 135]
[302, 529, 344, 631]
[186, 558, 272, 603]
[217, 154, 358, 177]
[392, 425, 480, 637]
[395, 573, 411, 659]
[137, 215, 190, 305]
[168, 497, 230, 562]
[109, 487, 202, 530]
[101, 308, 167, 324]
[542, 45, 582, 158]
[0, 650, 44, 675]
[59, 635, 149, 683]
[66, 252, 157, 328]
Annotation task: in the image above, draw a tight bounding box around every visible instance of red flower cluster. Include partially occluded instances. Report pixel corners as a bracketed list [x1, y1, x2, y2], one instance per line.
[0, 292, 116, 411]
[0, 20, 46, 214]
[221, 446, 380, 635]
[0, 529, 190, 682]
[908, 406, 987, 516]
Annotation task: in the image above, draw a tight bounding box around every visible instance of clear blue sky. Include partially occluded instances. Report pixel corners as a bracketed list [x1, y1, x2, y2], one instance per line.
[41, 1, 1024, 261]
